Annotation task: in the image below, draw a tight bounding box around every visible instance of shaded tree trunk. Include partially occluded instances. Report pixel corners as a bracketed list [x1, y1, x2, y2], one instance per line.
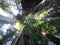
[46, 33, 60, 45]
[11, 27, 38, 45]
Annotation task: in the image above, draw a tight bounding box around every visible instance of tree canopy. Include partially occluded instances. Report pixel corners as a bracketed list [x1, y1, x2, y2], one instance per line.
[0, 0, 60, 45]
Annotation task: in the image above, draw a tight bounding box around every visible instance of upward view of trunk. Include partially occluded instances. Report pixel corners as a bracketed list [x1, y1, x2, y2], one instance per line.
[11, 27, 38, 45]
[15, 0, 60, 45]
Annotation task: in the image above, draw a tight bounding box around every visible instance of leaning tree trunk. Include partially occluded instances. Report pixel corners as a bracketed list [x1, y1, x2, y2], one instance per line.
[46, 33, 60, 45]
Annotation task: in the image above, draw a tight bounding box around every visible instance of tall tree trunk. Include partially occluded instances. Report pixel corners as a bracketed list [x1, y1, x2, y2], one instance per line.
[11, 27, 38, 45]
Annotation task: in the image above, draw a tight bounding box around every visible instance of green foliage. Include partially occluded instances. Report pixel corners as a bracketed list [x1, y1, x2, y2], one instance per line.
[38, 20, 57, 34]
[32, 10, 49, 20]
[0, 0, 9, 10]
[15, 0, 21, 4]
[25, 14, 60, 40]
[15, 1, 60, 44]
[15, 21, 25, 31]
[0, 29, 16, 45]
[0, 0, 60, 45]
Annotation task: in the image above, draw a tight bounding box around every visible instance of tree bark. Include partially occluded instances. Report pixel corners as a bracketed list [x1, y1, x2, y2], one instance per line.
[46, 33, 60, 45]
[11, 27, 38, 45]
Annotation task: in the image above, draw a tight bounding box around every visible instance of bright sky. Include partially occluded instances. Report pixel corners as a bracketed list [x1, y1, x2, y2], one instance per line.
[0, 0, 19, 37]
[0, 0, 19, 19]
[0, 8, 13, 18]
[9, 1, 19, 16]
[2, 24, 11, 35]
[47, 7, 54, 12]
[0, 0, 21, 23]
